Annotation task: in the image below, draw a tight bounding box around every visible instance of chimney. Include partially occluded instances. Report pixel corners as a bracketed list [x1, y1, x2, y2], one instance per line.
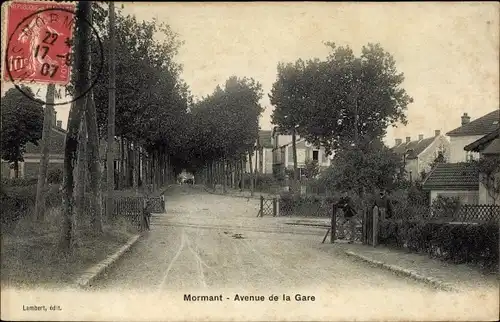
[435, 130, 441, 137]
[418, 134, 424, 141]
[53, 110, 57, 127]
[395, 138, 402, 146]
[461, 113, 470, 126]
[56, 120, 62, 128]
[406, 136, 411, 143]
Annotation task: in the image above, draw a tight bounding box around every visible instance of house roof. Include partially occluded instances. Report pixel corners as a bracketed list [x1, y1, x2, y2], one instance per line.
[24, 127, 66, 155]
[464, 128, 500, 154]
[422, 162, 479, 191]
[391, 136, 436, 159]
[257, 130, 273, 148]
[446, 110, 500, 137]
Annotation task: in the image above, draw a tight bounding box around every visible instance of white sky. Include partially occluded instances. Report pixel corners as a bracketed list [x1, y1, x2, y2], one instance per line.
[2, 2, 499, 146]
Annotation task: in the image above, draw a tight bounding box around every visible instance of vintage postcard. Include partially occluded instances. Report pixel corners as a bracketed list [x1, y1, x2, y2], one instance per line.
[1, 1, 499, 321]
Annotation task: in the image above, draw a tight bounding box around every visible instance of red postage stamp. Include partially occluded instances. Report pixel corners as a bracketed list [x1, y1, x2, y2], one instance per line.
[3, 1, 77, 85]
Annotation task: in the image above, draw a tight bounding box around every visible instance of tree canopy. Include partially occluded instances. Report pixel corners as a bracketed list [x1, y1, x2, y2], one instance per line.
[0, 87, 44, 172]
[270, 43, 413, 155]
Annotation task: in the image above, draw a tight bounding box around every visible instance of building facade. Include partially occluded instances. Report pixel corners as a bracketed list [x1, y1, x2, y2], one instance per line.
[391, 130, 450, 181]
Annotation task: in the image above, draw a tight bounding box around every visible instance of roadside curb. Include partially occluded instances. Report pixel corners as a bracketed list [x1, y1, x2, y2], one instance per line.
[344, 250, 458, 292]
[74, 234, 141, 288]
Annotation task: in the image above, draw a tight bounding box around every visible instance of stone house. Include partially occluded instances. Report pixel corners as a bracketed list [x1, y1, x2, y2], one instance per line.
[270, 127, 331, 179]
[446, 110, 499, 163]
[1, 114, 65, 179]
[391, 130, 450, 181]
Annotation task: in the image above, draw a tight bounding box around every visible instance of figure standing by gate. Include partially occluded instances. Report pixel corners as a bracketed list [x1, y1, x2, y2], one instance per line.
[337, 189, 357, 243]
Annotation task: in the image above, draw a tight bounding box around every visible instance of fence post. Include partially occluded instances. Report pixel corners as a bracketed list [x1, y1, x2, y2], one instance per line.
[272, 198, 277, 217]
[372, 205, 379, 247]
[161, 194, 165, 212]
[260, 195, 264, 217]
[330, 204, 337, 243]
[275, 197, 280, 217]
[362, 206, 367, 244]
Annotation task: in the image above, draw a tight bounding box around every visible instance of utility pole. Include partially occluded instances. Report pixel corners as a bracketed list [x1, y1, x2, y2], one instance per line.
[106, 1, 116, 219]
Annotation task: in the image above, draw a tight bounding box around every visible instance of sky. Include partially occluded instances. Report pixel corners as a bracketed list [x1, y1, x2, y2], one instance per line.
[1, 2, 499, 146]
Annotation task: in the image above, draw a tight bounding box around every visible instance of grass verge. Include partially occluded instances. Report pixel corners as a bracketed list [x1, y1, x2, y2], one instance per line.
[1, 206, 135, 288]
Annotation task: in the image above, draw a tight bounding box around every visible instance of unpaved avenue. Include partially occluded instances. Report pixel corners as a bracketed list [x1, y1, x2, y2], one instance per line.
[94, 186, 434, 293]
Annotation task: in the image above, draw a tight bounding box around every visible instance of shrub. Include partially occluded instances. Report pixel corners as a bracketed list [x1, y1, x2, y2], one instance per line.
[0, 183, 62, 229]
[47, 168, 63, 184]
[1, 177, 38, 187]
[379, 219, 499, 271]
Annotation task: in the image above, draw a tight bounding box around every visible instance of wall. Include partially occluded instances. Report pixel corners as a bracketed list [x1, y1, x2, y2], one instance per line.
[245, 148, 273, 174]
[479, 173, 500, 205]
[1, 161, 11, 178]
[448, 135, 483, 163]
[417, 135, 451, 175]
[430, 190, 479, 205]
[23, 157, 64, 178]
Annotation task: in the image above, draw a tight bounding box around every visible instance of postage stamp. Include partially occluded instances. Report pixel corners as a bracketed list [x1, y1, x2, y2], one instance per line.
[2, 0, 103, 105]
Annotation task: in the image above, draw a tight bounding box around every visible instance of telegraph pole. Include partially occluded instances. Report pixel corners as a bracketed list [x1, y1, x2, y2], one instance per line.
[106, 1, 116, 218]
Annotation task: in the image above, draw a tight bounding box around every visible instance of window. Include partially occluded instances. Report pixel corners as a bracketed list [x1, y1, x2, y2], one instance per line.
[312, 150, 319, 161]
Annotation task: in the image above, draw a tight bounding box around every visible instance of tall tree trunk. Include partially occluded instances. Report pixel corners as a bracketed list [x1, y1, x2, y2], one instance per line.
[34, 84, 55, 221]
[86, 93, 103, 233]
[240, 158, 244, 190]
[85, 7, 103, 233]
[292, 127, 299, 190]
[75, 114, 87, 238]
[248, 151, 254, 197]
[14, 160, 19, 179]
[222, 158, 227, 193]
[60, 1, 91, 253]
[119, 138, 125, 189]
[133, 143, 139, 194]
[106, 0, 116, 220]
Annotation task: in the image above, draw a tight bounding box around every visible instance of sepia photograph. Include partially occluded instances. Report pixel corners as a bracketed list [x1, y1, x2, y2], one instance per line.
[1, 1, 499, 321]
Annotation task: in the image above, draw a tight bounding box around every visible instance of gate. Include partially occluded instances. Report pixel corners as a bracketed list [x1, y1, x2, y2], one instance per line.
[258, 196, 277, 217]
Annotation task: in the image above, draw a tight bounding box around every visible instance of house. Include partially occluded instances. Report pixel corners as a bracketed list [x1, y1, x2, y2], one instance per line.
[421, 162, 480, 205]
[1, 113, 65, 179]
[422, 110, 500, 205]
[245, 130, 273, 175]
[270, 127, 331, 178]
[391, 130, 450, 181]
[464, 128, 500, 205]
[446, 110, 500, 163]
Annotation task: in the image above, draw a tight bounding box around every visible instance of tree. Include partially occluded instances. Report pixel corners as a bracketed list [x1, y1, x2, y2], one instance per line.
[475, 156, 500, 204]
[318, 140, 403, 193]
[34, 85, 55, 221]
[0, 87, 44, 178]
[420, 150, 447, 180]
[304, 158, 319, 179]
[298, 43, 413, 154]
[269, 59, 318, 185]
[60, 1, 92, 253]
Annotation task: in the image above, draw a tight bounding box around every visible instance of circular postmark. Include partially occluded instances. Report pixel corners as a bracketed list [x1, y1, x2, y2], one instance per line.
[4, 5, 104, 106]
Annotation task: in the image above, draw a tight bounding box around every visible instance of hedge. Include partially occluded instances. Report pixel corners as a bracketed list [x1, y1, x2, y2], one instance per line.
[379, 219, 499, 271]
[0, 184, 62, 227]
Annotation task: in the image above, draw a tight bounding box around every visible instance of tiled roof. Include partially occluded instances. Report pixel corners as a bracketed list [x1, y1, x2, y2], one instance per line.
[258, 130, 273, 148]
[446, 110, 500, 137]
[422, 162, 479, 191]
[391, 137, 435, 159]
[464, 128, 500, 154]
